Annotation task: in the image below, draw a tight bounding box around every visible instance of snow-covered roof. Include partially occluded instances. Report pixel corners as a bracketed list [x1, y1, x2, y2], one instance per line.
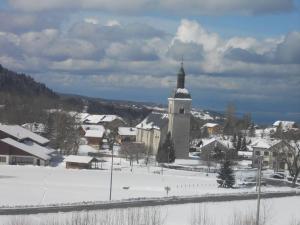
[0, 138, 53, 160]
[83, 114, 124, 124]
[84, 129, 105, 138]
[136, 112, 168, 130]
[118, 127, 137, 136]
[273, 120, 295, 130]
[81, 124, 105, 132]
[0, 124, 49, 145]
[76, 113, 90, 122]
[22, 123, 46, 134]
[251, 138, 280, 149]
[238, 151, 253, 157]
[78, 145, 98, 156]
[202, 123, 219, 128]
[64, 155, 96, 164]
[191, 110, 214, 120]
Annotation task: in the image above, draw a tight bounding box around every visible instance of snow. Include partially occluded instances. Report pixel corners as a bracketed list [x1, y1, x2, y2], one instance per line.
[64, 155, 95, 164]
[22, 122, 46, 134]
[191, 110, 214, 120]
[0, 196, 299, 225]
[0, 161, 296, 207]
[81, 124, 105, 132]
[0, 124, 49, 145]
[84, 129, 104, 138]
[78, 145, 98, 156]
[118, 127, 137, 136]
[202, 122, 219, 128]
[273, 120, 295, 130]
[251, 138, 280, 149]
[84, 115, 124, 124]
[176, 88, 189, 94]
[0, 138, 54, 160]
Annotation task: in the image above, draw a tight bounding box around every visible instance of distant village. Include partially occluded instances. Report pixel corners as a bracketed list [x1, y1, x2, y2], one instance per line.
[0, 65, 299, 187]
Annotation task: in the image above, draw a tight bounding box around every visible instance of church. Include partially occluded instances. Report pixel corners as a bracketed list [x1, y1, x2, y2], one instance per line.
[136, 63, 191, 159]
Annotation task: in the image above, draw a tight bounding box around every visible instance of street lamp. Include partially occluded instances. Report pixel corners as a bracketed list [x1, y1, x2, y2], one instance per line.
[105, 129, 114, 201]
[256, 155, 263, 225]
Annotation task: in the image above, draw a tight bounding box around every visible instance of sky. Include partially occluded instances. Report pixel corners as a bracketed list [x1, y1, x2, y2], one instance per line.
[0, 0, 299, 124]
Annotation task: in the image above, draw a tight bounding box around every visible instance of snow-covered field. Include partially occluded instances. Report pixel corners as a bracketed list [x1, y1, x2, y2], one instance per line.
[0, 160, 295, 207]
[0, 197, 299, 225]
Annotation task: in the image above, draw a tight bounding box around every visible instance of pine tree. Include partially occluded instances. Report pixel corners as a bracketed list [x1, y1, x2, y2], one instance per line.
[156, 132, 175, 163]
[217, 160, 235, 188]
[248, 123, 256, 137]
[236, 133, 242, 151]
[241, 137, 247, 151]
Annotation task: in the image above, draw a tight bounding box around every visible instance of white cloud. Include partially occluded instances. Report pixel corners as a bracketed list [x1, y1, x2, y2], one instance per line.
[173, 19, 220, 51]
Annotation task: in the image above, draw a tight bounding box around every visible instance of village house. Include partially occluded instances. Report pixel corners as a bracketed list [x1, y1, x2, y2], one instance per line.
[80, 124, 105, 147]
[22, 122, 46, 135]
[117, 127, 137, 143]
[0, 124, 49, 146]
[0, 124, 54, 166]
[64, 155, 99, 169]
[273, 120, 296, 131]
[83, 114, 125, 131]
[136, 112, 168, 156]
[0, 138, 55, 166]
[251, 138, 287, 170]
[201, 123, 221, 136]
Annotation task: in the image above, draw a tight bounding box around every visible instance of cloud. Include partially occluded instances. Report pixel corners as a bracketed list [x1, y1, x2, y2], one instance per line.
[0, 11, 63, 33]
[173, 19, 220, 51]
[106, 42, 159, 61]
[167, 40, 204, 61]
[224, 31, 300, 65]
[275, 31, 300, 64]
[8, 0, 295, 15]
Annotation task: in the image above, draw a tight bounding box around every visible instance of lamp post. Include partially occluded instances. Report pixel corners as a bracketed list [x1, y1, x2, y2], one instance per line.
[256, 155, 263, 225]
[105, 129, 114, 201]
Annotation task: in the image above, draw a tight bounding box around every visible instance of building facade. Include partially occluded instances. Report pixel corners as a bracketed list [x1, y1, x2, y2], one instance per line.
[168, 64, 191, 159]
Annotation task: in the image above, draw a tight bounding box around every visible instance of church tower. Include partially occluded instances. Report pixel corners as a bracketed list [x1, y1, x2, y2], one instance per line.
[168, 63, 191, 159]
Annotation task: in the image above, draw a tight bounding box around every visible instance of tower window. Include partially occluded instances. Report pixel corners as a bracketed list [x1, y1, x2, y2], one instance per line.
[179, 108, 185, 114]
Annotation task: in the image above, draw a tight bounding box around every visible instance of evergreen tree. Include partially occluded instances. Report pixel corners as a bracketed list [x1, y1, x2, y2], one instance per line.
[156, 132, 175, 163]
[217, 160, 235, 188]
[236, 133, 242, 151]
[231, 133, 237, 149]
[248, 123, 256, 137]
[241, 137, 247, 151]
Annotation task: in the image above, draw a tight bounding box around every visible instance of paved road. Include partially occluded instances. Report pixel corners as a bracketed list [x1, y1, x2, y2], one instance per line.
[0, 190, 299, 215]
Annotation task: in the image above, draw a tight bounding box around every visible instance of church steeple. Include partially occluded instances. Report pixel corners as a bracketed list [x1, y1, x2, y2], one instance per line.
[171, 62, 191, 99]
[177, 61, 185, 88]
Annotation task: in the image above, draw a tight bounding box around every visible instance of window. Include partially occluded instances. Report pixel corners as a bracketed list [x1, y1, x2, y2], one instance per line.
[264, 151, 269, 156]
[179, 108, 185, 114]
[263, 161, 269, 166]
[0, 156, 6, 163]
[255, 151, 260, 156]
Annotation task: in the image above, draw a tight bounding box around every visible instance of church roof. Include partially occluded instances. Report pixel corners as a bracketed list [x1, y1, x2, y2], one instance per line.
[136, 112, 168, 130]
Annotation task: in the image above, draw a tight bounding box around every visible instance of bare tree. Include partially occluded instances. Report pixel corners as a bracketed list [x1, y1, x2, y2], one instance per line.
[120, 142, 146, 168]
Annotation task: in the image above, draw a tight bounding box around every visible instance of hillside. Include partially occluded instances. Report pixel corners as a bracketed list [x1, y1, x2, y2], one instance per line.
[0, 64, 57, 98]
[0, 64, 223, 126]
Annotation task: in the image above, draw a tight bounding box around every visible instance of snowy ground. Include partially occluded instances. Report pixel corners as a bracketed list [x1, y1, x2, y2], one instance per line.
[0, 196, 299, 225]
[0, 158, 296, 207]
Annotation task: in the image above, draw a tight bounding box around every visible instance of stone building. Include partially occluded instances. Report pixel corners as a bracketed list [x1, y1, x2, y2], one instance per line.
[168, 63, 191, 159]
[136, 112, 168, 156]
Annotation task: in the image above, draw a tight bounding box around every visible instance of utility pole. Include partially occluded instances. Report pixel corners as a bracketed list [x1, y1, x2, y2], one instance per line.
[256, 156, 262, 225]
[106, 129, 114, 201]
